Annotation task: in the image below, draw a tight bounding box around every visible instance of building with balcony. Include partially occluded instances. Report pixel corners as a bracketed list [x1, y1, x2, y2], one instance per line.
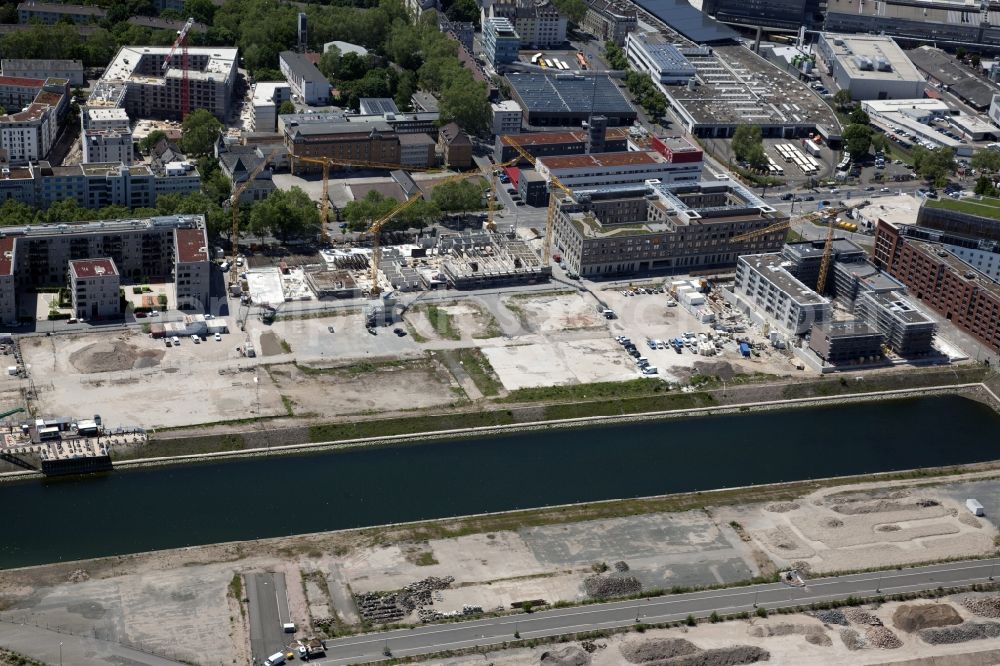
[69, 258, 121, 321]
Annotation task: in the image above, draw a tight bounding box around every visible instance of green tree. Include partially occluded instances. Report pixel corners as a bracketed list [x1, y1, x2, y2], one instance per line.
[732, 124, 763, 163]
[971, 53, 982, 69]
[971, 149, 1000, 173]
[870, 133, 889, 153]
[247, 187, 320, 241]
[956, 46, 967, 61]
[744, 143, 768, 171]
[913, 146, 955, 186]
[139, 130, 167, 154]
[549, 0, 586, 22]
[431, 178, 486, 211]
[843, 124, 873, 159]
[439, 74, 490, 135]
[180, 108, 222, 156]
[848, 106, 870, 125]
[184, 0, 217, 24]
[278, 100, 296, 115]
[343, 190, 398, 231]
[832, 89, 853, 110]
[604, 41, 628, 70]
[974, 175, 997, 197]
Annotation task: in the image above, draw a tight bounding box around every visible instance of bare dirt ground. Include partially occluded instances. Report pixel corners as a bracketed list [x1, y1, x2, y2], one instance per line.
[267, 358, 461, 416]
[2, 472, 999, 666]
[482, 338, 636, 389]
[425, 598, 1000, 665]
[509, 292, 604, 333]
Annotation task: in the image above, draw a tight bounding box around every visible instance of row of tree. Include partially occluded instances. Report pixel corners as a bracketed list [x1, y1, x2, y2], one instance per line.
[604, 42, 669, 121]
[342, 178, 488, 231]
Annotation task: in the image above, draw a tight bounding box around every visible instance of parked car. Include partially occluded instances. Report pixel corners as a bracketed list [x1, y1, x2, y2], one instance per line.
[214, 333, 222, 341]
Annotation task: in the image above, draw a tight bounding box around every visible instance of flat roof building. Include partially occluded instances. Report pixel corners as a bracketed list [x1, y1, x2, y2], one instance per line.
[625, 33, 696, 85]
[536, 149, 701, 189]
[279, 51, 331, 106]
[0, 75, 69, 165]
[69, 258, 120, 321]
[1, 59, 84, 86]
[735, 253, 832, 335]
[16, 2, 105, 24]
[816, 34, 925, 102]
[703, 0, 820, 30]
[88, 46, 238, 121]
[826, 0, 1000, 50]
[554, 179, 787, 277]
[505, 73, 637, 127]
[250, 82, 291, 133]
[491, 100, 523, 136]
[630, 0, 738, 44]
[581, 0, 637, 46]
[483, 0, 567, 49]
[495, 127, 630, 163]
[908, 46, 999, 111]
[855, 290, 936, 356]
[808, 320, 885, 365]
[483, 17, 521, 68]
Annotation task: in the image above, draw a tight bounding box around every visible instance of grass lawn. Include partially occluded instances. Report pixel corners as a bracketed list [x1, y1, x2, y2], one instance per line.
[925, 195, 1000, 220]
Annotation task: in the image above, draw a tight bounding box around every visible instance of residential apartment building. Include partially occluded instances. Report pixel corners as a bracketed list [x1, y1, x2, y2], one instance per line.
[82, 108, 132, 165]
[279, 51, 331, 106]
[0, 215, 211, 323]
[174, 228, 210, 311]
[16, 2, 105, 24]
[492, 101, 523, 136]
[87, 47, 238, 122]
[854, 290, 937, 356]
[484, 0, 567, 48]
[535, 149, 701, 189]
[808, 320, 885, 365]
[554, 180, 787, 277]
[0, 162, 200, 210]
[874, 219, 1000, 354]
[483, 17, 521, 68]
[250, 82, 291, 133]
[69, 258, 121, 321]
[0, 75, 68, 165]
[439, 122, 473, 169]
[734, 253, 832, 335]
[1, 59, 84, 86]
[581, 0, 637, 47]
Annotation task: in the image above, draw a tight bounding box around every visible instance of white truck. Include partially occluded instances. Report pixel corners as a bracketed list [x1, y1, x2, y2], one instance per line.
[967, 499, 985, 516]
[263, 653, 285, 666]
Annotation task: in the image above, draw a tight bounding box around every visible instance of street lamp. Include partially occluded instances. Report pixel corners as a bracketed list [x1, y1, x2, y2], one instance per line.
[59, 642, 62, 666]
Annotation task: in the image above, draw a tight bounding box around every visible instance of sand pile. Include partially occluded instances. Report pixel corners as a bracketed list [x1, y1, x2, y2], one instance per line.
[843, 607, 881, 625]
[764, 502, 799, 513]
[621, 638, 698, 663]
[540, 645, 590, 665]
[839, 628, 864, 650]
[583, 574, 641, 598]
[892, 603, 963, 632]
[70, 341, 148, 373]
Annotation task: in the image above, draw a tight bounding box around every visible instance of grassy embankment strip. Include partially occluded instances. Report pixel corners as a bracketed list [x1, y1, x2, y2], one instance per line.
[443, 348, 503, 397]
[421, 304, 461, 340]
[779, 365, 988, 399]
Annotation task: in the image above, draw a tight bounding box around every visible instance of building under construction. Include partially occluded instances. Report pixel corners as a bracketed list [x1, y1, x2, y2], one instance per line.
[437, 231, 550, 289]
[0, 414, 147, 476]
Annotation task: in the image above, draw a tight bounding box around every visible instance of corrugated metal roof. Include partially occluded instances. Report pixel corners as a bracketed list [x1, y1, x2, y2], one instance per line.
[631, 0, 739, 44]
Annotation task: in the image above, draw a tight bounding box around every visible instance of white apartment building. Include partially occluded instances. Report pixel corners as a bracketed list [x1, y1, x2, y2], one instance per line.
[279, 51, 331, 106]
[250, 81, 291, 133]
[82, 107, 132, 165]
[69, 258, 121, 321]
[484, 0, 567, 49]
[734, 253, 832, 335]
[491, 100, 522, 135]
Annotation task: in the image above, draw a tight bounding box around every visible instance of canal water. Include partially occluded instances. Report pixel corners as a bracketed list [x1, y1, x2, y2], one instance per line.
[1, 395, 997, 569]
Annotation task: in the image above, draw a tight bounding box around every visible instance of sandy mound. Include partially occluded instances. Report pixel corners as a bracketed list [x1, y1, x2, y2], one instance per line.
[840, 628, 864, 650]
[621, 638, 698, 663]
[540, 645, 591, 665]
[764, 502, 799, 513]
[844, 607, 881, 625]
[893, 603, 963, 632]
[920, 621, 1000, 644]
[69, 341, 163, 373]
[667, 646, 769, 666]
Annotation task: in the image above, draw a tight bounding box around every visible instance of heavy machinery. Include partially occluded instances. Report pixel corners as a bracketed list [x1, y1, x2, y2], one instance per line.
[162, 17, 195, 118]
[498, 136, 575, 266]
[228, 147, 283, 288]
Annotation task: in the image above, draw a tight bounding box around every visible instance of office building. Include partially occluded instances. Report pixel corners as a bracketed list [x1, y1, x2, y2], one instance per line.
[82, 108, 132, 165]
[483, 0, 567, 48]
[250, 82, 292, 133]
[825, 0, 1000, 50]
[496, 127, 629, 163]
[285, 121, 402, 167]
[517, 169, 549, 205]
[0, 214, 211, 323]
[1, 59, 84, 86]
[704, 0, 820, 30]
[581, 0, 637, 46]
[483, 17, 521, 68]
[506, 73, 637, 127]
[554, 180, 787, 277]
[0, 161, 199, 210]
[69, 258, 121, 321]
[625, 34, 696, 85]
[492, 101, 523, 136]
[279, 51, 331, 106]
[278, 110, 440, 137]
[16, 2, 105, 24]
[88, 46, 238, 121]
[535, 148, 701, 189]
[398, 133, 437, 167]
[816, 34, 925, 101]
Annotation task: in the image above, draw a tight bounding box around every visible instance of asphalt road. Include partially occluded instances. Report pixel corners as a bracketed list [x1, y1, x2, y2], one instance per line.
[246, 572, 291, 664]
[315, 557, 1000, 665]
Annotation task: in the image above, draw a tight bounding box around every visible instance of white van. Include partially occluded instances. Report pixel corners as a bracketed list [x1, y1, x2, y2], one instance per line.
[264, 653, 285, 666]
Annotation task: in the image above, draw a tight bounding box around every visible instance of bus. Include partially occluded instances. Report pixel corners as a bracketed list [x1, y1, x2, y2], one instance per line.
[575, 52, 588, 69]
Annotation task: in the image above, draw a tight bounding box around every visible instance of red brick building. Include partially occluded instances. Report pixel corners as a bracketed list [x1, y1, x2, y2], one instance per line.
[873, 220, 1000, 354]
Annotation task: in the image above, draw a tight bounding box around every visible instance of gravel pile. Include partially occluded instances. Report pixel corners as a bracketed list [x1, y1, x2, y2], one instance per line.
[833, 500, 911, 515]
[892, 603, 963, 632]
[865, 626, 902, 649]
[584, 574, 641, 598]
[354, 575, 455, 623]
[540, 645, 591, 665]
[843, 607, 881, 625]
[67, 569, 90, 583]
[811, 609, 848, 625]
[748, 623, 823, 638]
[876, 525, 901, 532]
[805, 633, 832, 646]
[765, 502, 799, 513]
[920, 621, 1000, 645]
[839, 628, 864, 650]
[959, 594, 1000, 618]
[621, 638, 698, 663]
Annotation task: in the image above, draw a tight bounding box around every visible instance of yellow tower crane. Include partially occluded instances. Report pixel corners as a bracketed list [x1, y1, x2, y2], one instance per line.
[499, 136, 575, 266]
[229, 147, 282, 287]
[815, 215, 837, 295]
